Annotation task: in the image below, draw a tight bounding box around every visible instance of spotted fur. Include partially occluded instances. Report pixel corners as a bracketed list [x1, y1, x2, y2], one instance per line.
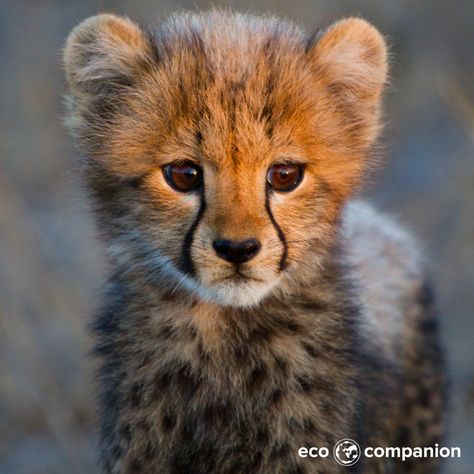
[63, 10, 446, 473]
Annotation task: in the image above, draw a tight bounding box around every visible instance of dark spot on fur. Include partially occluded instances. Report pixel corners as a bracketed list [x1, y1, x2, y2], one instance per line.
[129, 457, 143, 472]
[144, 440, 156, 459]
[159, 290, 176, 301]
[140, 351, 154, 370]
[288, 418, 298, 435]
[158, 324, 177, 340]
[228, 460, 245, 472]
[260, 103, 272, 121]
[127, 174, 147, 189]
[197, 340, 210, 363]
[270, 388, 284, 404]
[155, 371, 172, 391]
[297, 376, 316, 392]
[418, 419, 428, 434]
[162, 412, 176, 432]
[260, 104, 274, 138]
[315, 375, 336, 394]
[129, 381, 144, 408]
[302, 341, 318, 358]
[188, 325, 197, 340]
[321, 399, 338, 415]
[299, 298, 329, 313]
[303, 418, 317, 435]
[275, 318, 302, 334]
[180, 420, 195, 444]
[135, 418, 150, 434]
[271, 442, 290, 458]
[397, 425, 411, 445]
[256, 427, 270, 446]
[202, 401, 232, 429]
[274, 356, 288, 374]
[251, 451, 263, 469]
[153, 372, 171, 400]
[119, 423, 132, 443]
[248, 363, 267, 392]
[233, 343, 250, 361]
[418, 387, 432, 408]
[111, 444, 123, 460]
[249, 324, 274, 344]
[175, 364, 201, 399]
[218, 89, 226, 105]
[316, 177, 334, 196]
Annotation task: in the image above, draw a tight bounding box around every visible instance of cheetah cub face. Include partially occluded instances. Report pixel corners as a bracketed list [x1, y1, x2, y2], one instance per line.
[64, 12, 387, 307]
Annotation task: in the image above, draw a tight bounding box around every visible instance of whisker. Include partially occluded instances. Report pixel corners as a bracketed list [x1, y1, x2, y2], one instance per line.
[170, 272, 189, 296]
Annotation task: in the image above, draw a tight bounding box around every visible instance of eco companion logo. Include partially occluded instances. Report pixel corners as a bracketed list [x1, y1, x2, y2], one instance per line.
[298, 439, 461, 466]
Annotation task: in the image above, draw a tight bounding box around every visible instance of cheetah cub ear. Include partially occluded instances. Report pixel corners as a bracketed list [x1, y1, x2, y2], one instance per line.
[307, 18, 388, 158]
[63, 14, 152, 100]
[309, 17, 388, 105]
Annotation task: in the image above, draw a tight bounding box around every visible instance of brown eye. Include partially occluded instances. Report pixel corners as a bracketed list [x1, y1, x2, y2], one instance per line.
[163, 162, 203, 192]
[267, 163, 303, 192]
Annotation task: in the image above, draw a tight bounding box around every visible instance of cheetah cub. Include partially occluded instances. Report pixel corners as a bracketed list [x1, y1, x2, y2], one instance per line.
[64, 10, 446, 474]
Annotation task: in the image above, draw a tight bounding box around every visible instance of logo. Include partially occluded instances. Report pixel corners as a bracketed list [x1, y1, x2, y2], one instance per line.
[333, 438, 361, 466]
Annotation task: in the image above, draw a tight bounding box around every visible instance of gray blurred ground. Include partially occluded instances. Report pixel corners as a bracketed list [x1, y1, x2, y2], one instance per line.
[0, 0, 473, 473]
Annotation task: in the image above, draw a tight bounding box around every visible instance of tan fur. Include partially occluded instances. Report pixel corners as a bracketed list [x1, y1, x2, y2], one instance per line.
[63, 10, 445, 473]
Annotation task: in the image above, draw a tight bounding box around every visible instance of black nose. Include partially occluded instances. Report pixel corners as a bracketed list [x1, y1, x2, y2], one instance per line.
[212, 238, 261, 264]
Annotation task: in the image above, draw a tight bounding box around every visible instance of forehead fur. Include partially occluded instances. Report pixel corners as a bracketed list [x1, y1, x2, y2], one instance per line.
[158, 10, 307, 71]
[145, 12, 318, 164]
[65, 11, 387, 196]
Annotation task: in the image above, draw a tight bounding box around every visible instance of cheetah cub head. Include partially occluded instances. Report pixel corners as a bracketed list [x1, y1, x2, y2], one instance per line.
[64, 11, 387, 307]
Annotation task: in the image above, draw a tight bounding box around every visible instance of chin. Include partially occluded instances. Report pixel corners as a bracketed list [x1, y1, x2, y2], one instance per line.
[162, 258, 279, 308]
[198, 278, 278, 308]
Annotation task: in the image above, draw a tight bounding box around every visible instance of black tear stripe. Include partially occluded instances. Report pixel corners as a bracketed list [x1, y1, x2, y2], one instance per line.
[265, 187, 288, 271]
[180, 189, 206, 277]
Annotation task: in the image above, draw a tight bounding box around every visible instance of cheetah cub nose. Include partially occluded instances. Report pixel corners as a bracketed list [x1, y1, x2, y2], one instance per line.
[212, 238, 261, 264]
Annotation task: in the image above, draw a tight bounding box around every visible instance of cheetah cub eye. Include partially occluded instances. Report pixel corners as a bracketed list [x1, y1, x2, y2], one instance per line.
[267, 163, 304, 192]
[163, 162, 203, 193]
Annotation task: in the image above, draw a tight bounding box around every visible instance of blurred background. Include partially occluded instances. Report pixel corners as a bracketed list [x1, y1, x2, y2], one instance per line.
[0, 0, 472, 472]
